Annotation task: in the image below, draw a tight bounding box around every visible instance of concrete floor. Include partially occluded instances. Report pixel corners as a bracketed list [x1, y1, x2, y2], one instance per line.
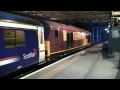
[20, 44, 120, 79]
[50, 44, 119, 79]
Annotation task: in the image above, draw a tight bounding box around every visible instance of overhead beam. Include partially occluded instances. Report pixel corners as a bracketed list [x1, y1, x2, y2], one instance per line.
[5, 11, 111, 23]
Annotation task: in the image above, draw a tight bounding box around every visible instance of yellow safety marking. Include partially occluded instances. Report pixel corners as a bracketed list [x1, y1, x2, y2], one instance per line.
[50, 45, 83, 55]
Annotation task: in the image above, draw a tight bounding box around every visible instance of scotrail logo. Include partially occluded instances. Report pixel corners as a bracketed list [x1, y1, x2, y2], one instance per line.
[23, 48, 37, 60]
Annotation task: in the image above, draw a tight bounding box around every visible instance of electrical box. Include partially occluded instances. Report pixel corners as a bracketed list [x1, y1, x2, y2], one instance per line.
[111, 27, 120, 52]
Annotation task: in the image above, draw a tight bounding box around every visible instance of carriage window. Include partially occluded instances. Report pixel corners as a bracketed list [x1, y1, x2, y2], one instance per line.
[39, 31, 43, 44]
[40, 32, 43, 44]
[55, 30, 58, 37]
[4, 30, 15, 48]
[4, 30, 25, 48]
[16, 31, 25, 47]
[79, 33, 81, 39]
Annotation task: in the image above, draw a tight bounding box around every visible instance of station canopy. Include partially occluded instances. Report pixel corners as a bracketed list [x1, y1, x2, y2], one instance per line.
[6, 11, 111, 23]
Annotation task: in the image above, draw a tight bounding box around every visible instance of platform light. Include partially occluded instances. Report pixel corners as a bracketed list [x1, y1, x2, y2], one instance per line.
[50, 18, 58, 20]
[105, 28, 108, 31]
[107, 30, 109, 33]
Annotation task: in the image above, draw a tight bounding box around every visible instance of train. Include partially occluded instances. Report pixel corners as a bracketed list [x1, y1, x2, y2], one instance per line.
[0, 11, 92, 78]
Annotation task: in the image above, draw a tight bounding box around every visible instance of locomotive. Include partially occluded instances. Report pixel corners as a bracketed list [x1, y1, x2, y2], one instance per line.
[0, 11, 92, 78]
[40, 20, 91, 61]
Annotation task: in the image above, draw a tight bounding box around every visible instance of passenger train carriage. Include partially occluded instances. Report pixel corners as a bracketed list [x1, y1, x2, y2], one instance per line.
[0, 12, 45, 77]
[40, 20, 91, 61]
[0, 12, 91, 78]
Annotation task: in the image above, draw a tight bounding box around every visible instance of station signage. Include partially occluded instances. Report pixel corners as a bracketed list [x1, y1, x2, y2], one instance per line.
[112, 11, 120, 16]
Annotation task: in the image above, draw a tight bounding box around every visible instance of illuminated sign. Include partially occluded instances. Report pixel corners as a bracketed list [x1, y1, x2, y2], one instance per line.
[112, 11, 120, 16]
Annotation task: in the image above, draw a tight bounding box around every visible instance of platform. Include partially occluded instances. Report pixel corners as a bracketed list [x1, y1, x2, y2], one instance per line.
[20, 44, 120, 79]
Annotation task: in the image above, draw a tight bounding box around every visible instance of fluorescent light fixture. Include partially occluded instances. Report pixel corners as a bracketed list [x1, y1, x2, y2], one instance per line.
[50, 18, 58, 20]
[105, 28, 108, 31]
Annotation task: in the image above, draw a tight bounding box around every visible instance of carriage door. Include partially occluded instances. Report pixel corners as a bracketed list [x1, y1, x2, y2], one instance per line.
[67, 32, 73, 48]
[54, 28, 63, 51]
[38, 27, 45, 62]
[70, 32, 73, 47]
[58, 28, 63, 51]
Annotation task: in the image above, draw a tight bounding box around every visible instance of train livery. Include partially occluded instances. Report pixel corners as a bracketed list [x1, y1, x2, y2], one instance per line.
[40, 20, 91, 61]
[0, 12, 91, 78]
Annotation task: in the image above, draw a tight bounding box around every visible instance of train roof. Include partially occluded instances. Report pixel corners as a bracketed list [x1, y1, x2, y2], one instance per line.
[39, 19, 64, 27]
[67, 25, 91, 33]
[0, 11, 41, 26]
[40, 19, 91, 33]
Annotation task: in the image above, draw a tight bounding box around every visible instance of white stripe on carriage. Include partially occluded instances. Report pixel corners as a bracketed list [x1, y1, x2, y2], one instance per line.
[0, 21, 39, 30]
[0, 57, 20, 66]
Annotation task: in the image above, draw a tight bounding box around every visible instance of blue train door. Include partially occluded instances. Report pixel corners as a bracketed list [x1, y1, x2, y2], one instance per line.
[38, 27, 45, 62]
